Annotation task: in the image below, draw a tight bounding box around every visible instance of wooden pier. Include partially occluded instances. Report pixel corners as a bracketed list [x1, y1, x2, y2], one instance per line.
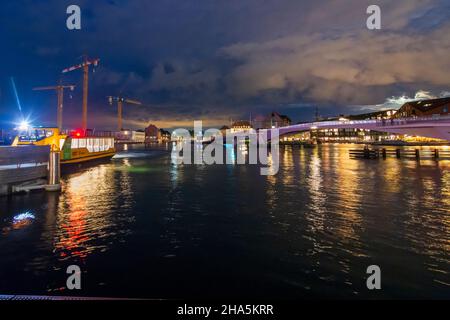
[0, 146, 51, 196]
[350, 147, 450, 160]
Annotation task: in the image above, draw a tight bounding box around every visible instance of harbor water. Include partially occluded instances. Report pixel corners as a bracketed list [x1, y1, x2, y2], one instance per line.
[0, 144, 449, 299]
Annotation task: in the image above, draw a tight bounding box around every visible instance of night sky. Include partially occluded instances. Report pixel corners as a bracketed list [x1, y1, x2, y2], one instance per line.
[0, 0, 449, 130]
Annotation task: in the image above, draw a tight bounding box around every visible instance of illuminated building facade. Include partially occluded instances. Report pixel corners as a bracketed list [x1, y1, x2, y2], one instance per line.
[394, 97, 450, 118]
[281, 128, 398, 143]
[230, 120, 253, 134]
[253, 112, 292, 129]
[116, 130, 145, 143]
[159, 129, 171, 142]
[145, 124, 161, 142]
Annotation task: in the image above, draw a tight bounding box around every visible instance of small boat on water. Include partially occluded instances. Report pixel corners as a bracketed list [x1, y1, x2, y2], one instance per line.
[12, 127, 115, 165]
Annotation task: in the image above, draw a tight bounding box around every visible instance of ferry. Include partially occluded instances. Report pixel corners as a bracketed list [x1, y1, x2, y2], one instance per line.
[12, 127, 115, 165]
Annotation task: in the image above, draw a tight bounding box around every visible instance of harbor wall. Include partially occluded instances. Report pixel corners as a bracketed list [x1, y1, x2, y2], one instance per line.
[0, 146, 50, 196]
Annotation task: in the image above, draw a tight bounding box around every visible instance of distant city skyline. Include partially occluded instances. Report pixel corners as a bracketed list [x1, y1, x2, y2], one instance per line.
[1, 0, 449, 130]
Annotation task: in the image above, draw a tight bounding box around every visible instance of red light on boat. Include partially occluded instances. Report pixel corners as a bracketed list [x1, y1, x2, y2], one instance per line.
[71, 129, 84, 138]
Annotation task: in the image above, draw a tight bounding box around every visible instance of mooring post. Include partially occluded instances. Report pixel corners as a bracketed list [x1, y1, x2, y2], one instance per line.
[396, 149, 401, 159]
[434, 149, 439, 159]
[415, 149, 420, 160]
[46, 150, 61, 192]
[382, 148, 387, 159]
[363, 148, 369, 159]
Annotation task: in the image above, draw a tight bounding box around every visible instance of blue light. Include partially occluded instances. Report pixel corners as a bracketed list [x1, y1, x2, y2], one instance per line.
[10, 77, 22, 113]
[18, 120, 30, 131]
[14, 116, 33, 131]
[13, 211, 35, 222]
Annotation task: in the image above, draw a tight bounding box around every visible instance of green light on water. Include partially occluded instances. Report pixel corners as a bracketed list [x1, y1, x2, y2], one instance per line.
[114, 166, 160, 173]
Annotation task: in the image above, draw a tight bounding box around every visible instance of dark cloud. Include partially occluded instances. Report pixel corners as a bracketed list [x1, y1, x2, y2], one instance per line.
[0, 0, 448, 129]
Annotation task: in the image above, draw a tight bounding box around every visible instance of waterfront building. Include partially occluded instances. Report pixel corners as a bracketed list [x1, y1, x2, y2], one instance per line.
[145, 124, 161, 143]
[133, 130, 146, 142]
[280, 128, 399, 143]
[394, 97, 450, 118]
[116, 130, 145, 143]
[159, 129, 171, 142]
[220, 125, 230, 136]
[231, 99, 450, 143]
[253, 112, 292, 129]
[230, 120, 253, 134]
[314, 109, 397, 122]
[309, 128, 395, 142]
[347, 109, 397, 120]
[279, 109, 400, 143]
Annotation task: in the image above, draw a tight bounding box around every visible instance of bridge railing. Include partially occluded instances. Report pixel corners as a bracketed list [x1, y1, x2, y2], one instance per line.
[375, 114, 450, 126]
[280, 114, 450, 130]
[283, 119, 377, 130]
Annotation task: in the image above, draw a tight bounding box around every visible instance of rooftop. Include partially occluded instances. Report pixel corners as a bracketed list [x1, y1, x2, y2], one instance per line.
[232, 120, 252, 128]
[404, 97, 450, 112]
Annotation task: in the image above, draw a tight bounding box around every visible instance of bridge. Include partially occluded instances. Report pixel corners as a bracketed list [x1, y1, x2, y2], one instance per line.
[268, 115, 450, 141]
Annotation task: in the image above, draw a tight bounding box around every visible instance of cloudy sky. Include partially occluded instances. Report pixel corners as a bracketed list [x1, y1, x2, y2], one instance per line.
[0, 0, 449, 130]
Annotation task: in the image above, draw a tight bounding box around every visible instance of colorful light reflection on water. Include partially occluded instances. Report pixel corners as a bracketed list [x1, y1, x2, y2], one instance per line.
[0, 145, 449, 298]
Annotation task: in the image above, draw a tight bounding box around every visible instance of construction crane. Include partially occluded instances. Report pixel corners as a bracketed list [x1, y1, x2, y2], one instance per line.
[107, 96, 142, 131]
[62, 55, 100, 132]
[33, 83, 75, 130]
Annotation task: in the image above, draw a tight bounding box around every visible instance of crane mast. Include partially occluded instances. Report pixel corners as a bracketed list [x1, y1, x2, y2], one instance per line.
[107, 96, 142, 131]
[33, 83, 75, 131]
[62, 56, 100, 132]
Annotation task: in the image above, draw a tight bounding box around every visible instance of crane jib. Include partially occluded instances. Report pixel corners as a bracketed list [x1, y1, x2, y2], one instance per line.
[62, 59, 100, 73]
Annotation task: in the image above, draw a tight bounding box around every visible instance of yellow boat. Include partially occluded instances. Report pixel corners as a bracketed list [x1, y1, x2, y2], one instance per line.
[12, 127, 115, 164]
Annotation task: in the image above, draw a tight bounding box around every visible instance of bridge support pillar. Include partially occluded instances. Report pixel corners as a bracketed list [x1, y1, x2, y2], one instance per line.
[46, 151, 61, 192]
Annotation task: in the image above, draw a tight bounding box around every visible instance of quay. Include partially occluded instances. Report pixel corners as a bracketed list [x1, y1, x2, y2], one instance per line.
[349, 147, 450, 160]
[0, 145, 60, 196]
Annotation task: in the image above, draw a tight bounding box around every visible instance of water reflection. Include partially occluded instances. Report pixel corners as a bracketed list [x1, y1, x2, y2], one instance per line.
[306, 149, 326, 220]
[0, 144, 449, 298]
[54, 163, 134, 261]
[333, 153, 364, 246]
[2, 211, 35, 235]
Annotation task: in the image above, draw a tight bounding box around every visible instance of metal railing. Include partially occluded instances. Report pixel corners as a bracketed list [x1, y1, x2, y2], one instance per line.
[0, 146, 50, 188]
[280, 114, 450, 130]
[375, 114, 450, 126]
[0, 145, 50, 169]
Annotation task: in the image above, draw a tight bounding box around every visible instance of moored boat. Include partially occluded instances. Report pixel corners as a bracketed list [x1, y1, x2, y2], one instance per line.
[12, 127, 115, 165]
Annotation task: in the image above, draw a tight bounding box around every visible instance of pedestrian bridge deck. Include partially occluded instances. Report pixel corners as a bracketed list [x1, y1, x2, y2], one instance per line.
[273, 115, 450, 141]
